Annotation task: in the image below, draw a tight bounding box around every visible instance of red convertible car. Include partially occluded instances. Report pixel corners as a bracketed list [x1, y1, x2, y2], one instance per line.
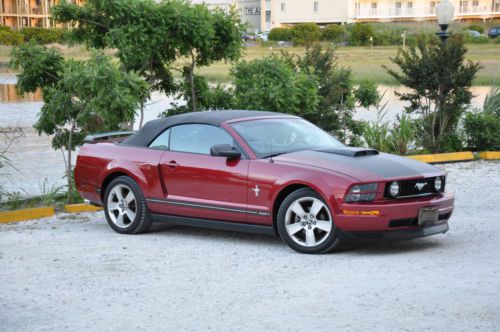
[75, 110, 454, 254]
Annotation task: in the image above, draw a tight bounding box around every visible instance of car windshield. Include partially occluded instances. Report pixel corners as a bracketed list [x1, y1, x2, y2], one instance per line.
[231, 118, 344, 158]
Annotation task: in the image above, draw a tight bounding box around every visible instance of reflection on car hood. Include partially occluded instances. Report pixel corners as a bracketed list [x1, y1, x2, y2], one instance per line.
[273, 148, 443, 182]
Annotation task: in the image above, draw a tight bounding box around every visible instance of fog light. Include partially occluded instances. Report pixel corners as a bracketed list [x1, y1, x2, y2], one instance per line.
[389, 181, 400, 197]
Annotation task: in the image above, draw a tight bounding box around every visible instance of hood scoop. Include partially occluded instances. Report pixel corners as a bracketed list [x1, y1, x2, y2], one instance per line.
[314, 147, 379, 157]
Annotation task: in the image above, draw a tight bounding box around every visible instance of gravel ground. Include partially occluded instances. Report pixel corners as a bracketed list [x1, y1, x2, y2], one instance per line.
[1, 160, 499, 331]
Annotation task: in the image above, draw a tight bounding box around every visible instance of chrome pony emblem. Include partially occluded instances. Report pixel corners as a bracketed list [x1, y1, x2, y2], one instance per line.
[252, 185, 261, 197]
[415, 182, 427, 191]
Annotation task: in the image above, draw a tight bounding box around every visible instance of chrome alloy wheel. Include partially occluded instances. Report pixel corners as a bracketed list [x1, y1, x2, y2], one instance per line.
[284, 197, 333, 247]
[107, 184, 137, 228]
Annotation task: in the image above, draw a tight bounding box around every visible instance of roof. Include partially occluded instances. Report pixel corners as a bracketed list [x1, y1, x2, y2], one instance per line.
[122, 110, 292, 147]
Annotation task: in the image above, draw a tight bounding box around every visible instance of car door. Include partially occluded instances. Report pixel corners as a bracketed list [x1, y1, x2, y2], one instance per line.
[157, 124, 250, 222]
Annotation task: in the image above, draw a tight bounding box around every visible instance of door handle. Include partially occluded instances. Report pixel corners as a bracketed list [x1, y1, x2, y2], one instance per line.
[165, 160, 179, 169]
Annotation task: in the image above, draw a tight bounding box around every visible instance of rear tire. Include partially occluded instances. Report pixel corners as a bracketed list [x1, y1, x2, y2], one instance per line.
[277, 188, 340, 254]
[103, 176, 153, 234]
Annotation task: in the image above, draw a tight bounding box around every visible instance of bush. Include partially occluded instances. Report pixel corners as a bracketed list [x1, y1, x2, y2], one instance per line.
[0, 28, 24, 46]
[291, 23, 321, 46]
[355, 81, 379, 108]
[321, 24, 345, 43]
[467, 24, 485, 34]
[373, 29, 403, 46]
[20, 28, 65, 44]
[349, 23, 375, 46]
[465, 35, 490, 44]
[463, 112, 500, 150]
[268, 27, 293, 41]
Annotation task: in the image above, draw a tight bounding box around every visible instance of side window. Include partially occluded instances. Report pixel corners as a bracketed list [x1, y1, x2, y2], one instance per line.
[169, 124, 234, 155]
[149, 129, 170, 150]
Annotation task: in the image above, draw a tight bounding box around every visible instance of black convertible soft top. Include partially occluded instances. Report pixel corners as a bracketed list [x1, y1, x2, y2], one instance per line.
[122, 110, 292, 147]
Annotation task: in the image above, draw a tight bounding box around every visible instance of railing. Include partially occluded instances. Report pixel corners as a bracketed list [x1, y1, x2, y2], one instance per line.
[353, 5, 499, 18]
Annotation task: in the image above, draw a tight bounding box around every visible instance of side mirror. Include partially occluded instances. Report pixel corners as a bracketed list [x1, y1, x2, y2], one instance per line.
[210, 144, 241, 159]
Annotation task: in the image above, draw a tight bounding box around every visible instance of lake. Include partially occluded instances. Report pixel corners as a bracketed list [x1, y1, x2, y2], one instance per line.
[0, 72, 494, 196]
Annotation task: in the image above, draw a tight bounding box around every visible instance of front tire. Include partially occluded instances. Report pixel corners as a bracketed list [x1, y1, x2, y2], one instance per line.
[277, 188, 340, 254]
[103, 176, 153, 234]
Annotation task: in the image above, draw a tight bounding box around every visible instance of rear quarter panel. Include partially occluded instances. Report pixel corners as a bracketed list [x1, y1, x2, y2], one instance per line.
[75, 143, 164, 205]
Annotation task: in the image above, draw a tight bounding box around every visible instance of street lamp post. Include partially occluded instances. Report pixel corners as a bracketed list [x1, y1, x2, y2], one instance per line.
[436, 0, 455, 45]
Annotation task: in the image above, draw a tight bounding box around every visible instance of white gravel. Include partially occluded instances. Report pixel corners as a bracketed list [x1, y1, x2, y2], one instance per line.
[1, 160, 499, 331]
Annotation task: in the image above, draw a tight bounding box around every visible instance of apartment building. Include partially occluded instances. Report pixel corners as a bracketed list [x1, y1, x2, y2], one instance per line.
[352, 0, 500, 22]
[194, 0, 499, 32]
[0, 0, 83, 29]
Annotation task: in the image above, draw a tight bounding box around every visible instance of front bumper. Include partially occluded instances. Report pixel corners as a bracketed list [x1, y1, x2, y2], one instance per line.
[338, 222, 449, 242]
[334, 193, 454, 233]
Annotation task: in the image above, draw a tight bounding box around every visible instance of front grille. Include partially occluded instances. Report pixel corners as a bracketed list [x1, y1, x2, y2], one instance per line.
[384, 177, 444, 199]
[389, 213, 450, 228]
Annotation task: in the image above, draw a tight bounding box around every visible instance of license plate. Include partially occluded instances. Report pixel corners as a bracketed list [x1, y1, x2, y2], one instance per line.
[418, 207, 438, 225]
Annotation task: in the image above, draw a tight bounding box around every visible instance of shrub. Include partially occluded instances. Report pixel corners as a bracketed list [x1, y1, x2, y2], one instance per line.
[467, 24, 485, 34]
[321, 24, 345, 43]
[463, 112, 500, 151]
[373, 29, 403, 46]
[268, 27, 293, 41]
[20, 28, 65, 44]
[291, 23, 321, 46]
[464, 34, 490, 44]
[0, 28, 24, 46]
[355, 81, 379, 108]
[390, 113, 414, 155]
[349, 23, 375, 46]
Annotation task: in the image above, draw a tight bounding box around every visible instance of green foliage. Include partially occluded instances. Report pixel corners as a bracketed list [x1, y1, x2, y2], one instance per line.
[231, 56, 319, 115]
[0, 27, 24, 46]
[349, 24, 375, 46]
[361, 102, 392, 152]
[291, 23, 321, 46]
[373, 29, 403, 46]
[467, 24, 485, 34]
[321, 25, 345, 43]
[389, 113, 414, 155]
[385, 34, 481, 152]
[268, 27, 293, 41]
[463, 112, 500, 151]
[463, 88, 500, 151]
[355, 81, 379, 108]
[20, 28, 65, 44]
[465, 35, 490, 44]
[11, 43, 147, 201]
[52, 0, 244, 113]
[38, 178, 65, 206]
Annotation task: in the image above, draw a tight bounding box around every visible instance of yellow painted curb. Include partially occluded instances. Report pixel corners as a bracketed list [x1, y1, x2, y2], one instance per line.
[478, 151, 500, 160]
[0, 207, 55, 223]
[407, 151, 475, 164]
[64, 204, 103, 213]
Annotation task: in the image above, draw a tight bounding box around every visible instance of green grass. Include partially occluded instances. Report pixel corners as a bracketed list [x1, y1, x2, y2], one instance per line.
[1, 43, 499, 85]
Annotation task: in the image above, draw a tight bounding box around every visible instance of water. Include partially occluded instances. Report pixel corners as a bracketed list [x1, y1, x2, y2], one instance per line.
[0, 73, 494, 196]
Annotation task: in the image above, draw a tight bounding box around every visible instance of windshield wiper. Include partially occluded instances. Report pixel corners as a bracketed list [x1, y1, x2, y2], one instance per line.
[263, 152, 288, 159]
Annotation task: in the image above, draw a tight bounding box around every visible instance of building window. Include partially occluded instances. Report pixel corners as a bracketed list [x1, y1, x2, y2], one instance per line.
[407, 1, 413, 15]
[395, 2, 402, 16]
[281, 2, 285, 13]
[430, 1, 436, 14]
[460, 1, 469, 13]
[314, 1, 319, 12]
[370, 2, 377, 15]
[355, 2, 361, 16]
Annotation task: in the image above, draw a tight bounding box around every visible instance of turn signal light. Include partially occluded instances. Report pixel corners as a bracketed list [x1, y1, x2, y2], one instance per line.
[342, 209, 380, 216]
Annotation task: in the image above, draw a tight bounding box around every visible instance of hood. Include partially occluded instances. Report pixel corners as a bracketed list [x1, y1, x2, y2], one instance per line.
[273, 147, 442, 182]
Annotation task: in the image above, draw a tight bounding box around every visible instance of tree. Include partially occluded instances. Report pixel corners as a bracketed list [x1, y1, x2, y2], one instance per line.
[231, 56, 319, 115]
[52, 0, 243, 117]
[349, 23, 375, 46]
[321, 25, 345, 43]
[268, 27, 293, 41]
[291, 23, 321, 46]
[11, 43, 147, 202]
[385, 34, 481, 152]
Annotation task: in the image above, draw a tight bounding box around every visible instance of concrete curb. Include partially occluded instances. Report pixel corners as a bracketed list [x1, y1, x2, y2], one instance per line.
[478, 151, 500, 160]
[64, 204, 103, 213]
[407, 151, 475, 164]
[0, 207, 55, 223]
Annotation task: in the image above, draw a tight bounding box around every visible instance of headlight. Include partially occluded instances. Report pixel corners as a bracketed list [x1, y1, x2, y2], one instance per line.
[345, 183, 378, 202]
[435, 176, 443, 192]
[389, 181, 400, 198]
